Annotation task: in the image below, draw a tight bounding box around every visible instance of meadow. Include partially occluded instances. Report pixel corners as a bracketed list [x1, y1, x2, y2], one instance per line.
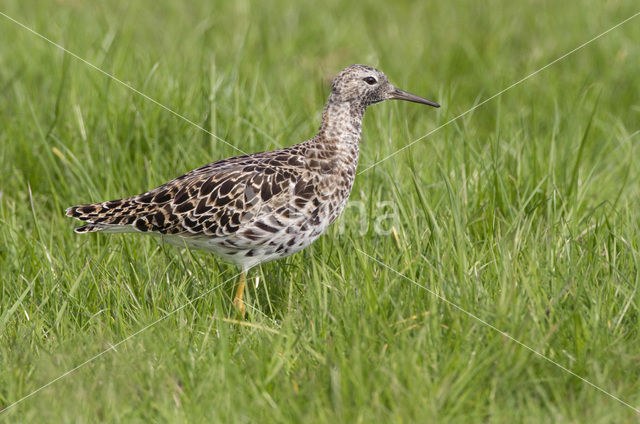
[1, 0, 640, 422]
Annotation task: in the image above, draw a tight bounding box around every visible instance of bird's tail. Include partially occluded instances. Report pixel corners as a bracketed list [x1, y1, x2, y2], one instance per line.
[65, 198, 142, 234]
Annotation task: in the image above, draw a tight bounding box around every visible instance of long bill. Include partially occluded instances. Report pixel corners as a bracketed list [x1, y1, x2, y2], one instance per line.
[390, 88, 440, 108]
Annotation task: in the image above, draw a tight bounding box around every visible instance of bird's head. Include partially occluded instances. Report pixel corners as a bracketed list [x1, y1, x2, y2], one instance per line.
[329, 64, 440, 109]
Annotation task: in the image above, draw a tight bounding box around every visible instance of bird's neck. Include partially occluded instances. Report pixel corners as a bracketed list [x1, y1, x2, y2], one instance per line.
[300, 99, 364, 177]
[317, 99, 366, 148]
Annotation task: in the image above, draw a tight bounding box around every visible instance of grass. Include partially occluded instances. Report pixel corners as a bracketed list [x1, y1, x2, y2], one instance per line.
[1, 0, 640, 421]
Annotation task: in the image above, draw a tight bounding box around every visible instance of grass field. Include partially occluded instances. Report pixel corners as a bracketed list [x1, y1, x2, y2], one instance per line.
[1, 0, 640, 422]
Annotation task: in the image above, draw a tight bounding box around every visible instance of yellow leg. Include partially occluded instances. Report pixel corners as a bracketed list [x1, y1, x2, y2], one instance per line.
[233, 271, 247, 318]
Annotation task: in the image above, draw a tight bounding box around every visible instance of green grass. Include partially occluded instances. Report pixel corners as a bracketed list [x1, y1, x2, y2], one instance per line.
[1, 0, 640, 421]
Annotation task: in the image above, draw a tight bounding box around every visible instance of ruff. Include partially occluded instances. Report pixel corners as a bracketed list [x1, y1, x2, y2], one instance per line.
[66, 64, 439, 315]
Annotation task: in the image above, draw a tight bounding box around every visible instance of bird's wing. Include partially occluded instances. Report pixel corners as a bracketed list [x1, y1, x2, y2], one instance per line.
[66, 152, 315, 237]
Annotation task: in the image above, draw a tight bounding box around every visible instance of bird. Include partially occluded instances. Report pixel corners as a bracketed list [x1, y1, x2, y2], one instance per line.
[66, 64, 440, 317]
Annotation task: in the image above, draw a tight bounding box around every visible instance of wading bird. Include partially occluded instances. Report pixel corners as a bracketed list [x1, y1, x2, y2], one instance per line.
[67, 64, 439, 317]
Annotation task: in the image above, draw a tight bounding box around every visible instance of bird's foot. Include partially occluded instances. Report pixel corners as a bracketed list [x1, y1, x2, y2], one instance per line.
[233, 296, 247, 319]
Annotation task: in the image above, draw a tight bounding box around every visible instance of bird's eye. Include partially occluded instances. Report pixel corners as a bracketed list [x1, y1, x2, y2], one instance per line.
[363, 76, 377, 85]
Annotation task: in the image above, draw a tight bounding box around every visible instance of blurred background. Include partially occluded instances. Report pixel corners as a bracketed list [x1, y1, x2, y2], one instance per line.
[1, 0, 639, 421]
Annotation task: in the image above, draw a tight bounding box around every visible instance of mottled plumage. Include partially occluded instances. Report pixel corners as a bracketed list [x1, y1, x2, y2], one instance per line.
[66, 64, 439, 315]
